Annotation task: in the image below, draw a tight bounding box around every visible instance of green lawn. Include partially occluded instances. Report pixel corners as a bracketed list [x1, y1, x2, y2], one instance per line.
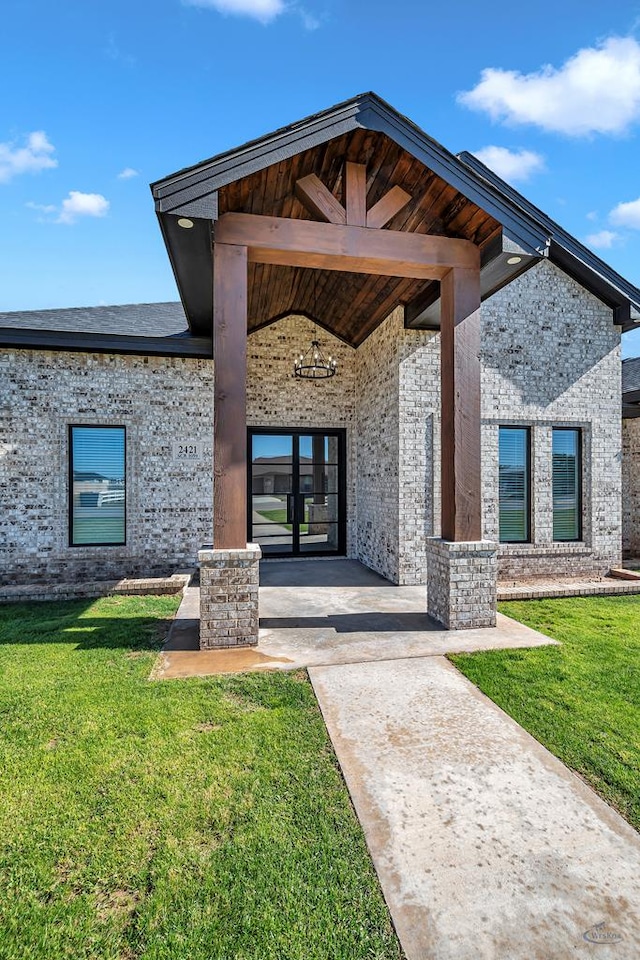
[257, 509, 308, 533]
[450, 595, 640, 830]
[0, 596, 401, 960]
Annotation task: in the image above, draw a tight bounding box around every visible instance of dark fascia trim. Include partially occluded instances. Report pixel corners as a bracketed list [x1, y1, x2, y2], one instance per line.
[151, 92, 549, 256]
[151, 96, 367, 216]
[459, 151, 640, 331]
[623, 388, 640, 405]
[623, 402, 640, 418]
[0, 327, 213, 358]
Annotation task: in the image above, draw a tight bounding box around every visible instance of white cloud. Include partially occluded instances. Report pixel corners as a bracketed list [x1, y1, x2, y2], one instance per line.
[585, 230, 617, 249]
[472, 145, 545, 183]
[57, 191, 110, 224]
[0, 131, 57, 183]
[117, 167, 139, 179]
[458, 36, 640, 136]
[185, 0, 285, 24]
[610, 197, 640, 229]
[586, 210, 598, 221]
[27, 191, 110, 224]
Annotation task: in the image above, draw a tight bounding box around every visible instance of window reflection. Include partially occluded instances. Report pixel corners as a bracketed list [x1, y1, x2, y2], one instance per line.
[71, 426, 125, 546]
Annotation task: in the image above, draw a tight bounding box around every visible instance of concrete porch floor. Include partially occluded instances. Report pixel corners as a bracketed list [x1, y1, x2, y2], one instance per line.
[155, 559, 557, 680]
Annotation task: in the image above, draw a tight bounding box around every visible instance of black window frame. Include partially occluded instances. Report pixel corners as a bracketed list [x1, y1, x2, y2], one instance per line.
[498, 425, 532, 544]
[69, 424, 127, 548]
[246, 426, 347, 558]
[552, 426, 582, 542]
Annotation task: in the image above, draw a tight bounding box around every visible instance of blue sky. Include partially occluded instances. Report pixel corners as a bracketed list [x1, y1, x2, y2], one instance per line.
[2, 0, 640, 357]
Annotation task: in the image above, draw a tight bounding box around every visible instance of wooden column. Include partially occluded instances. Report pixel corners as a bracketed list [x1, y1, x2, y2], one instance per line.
[440, 266, 482, 542]
[213, 242, 248, 549]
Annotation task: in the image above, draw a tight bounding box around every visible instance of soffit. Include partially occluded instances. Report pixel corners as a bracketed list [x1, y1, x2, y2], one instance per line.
[216, 130, 501, 346]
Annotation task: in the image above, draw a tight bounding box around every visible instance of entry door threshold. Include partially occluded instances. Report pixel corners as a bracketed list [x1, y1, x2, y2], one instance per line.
[260, 555, 347, 564]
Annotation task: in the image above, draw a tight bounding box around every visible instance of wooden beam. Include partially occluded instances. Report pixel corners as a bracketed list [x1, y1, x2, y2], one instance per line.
[440, 267, 482, 542]
[366, 185, 412, 229]
[295, 173, 346, 225]
[215, 213, 479, 281]
[213, 242, 248, 549]
[345, 162, 367, 227]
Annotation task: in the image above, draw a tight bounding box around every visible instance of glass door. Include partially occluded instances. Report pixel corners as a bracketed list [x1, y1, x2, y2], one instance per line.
[248, 429, 346, 557]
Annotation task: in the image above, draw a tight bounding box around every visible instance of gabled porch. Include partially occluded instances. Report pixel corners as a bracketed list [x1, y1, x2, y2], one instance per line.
[151, 94, 550, 648]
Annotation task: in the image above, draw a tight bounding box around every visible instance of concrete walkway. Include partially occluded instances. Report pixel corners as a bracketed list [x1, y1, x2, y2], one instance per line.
[311, 657, 640, 959]
[156, 558, 640, 956]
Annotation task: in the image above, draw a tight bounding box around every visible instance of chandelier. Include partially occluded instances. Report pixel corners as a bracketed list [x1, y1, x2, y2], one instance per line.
[294, 335, 337, 380]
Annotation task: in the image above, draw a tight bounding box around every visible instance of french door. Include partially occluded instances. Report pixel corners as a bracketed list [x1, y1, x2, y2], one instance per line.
[248, 428, 346, 557]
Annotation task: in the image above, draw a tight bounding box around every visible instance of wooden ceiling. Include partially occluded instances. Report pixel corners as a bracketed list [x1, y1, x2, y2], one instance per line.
[217, 129, 501, 347]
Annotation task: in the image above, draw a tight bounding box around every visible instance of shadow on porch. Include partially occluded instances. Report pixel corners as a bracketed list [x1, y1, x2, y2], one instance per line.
[258, 558, 436, 637]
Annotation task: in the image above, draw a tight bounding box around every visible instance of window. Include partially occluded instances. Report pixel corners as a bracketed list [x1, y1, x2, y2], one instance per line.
[70, 426, 126, 546]
[498, 427, 530, 543]
[552, 428, 581, 541]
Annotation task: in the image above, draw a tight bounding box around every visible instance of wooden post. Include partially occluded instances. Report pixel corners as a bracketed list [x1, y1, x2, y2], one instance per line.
[440, 266, 482, 542]
[213, 242, 248, 549]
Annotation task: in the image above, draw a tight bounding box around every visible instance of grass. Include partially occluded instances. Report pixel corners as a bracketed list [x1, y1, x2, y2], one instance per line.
[0, 596, 401, 960]
[256, 509, 309, 534]
[450, 595, 640, 830]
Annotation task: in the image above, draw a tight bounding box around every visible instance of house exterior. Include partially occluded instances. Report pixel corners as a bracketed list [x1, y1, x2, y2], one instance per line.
[1, 94, 639, 645]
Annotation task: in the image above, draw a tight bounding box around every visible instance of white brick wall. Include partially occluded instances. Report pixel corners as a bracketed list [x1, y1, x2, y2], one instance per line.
[622, 417, 640, 556]
[0, 349, 214, 585]
[354, 310, 401, 581]
[0, 257, 626, 587]
[354, 308, 440, 584]
[398, 326, 441, 583]
[481, 260, 622, 578]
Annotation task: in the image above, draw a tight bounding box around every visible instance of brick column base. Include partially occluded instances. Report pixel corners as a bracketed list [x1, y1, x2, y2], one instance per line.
[198, 544, 261, 649]
[426, 538, 498, 629]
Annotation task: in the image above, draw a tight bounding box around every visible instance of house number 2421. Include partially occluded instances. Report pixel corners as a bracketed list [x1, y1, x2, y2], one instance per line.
[173, 441, 202, 461]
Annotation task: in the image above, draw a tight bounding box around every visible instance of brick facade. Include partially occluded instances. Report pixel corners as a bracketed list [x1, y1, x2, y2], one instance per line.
[0, 257, 626, 590]
[622, 418, 640, 557]
[354, 310, 401, 581]
[482, 260, 622, 578]
[0, 349, 214, 585]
